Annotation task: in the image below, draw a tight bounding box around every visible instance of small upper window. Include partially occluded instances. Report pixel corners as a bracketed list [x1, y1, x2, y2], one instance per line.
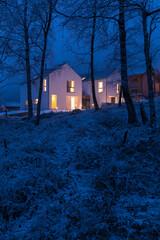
[25, 100, 28, 106]
[117, 84, 121, 94]
[67, 80, 75, 93]
[43, 79, 47, 92]
[98, 82, 103, 93]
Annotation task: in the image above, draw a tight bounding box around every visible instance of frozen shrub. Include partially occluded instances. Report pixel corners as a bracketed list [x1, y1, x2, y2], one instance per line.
[70, 109, 82, 115]
[94, 159, 140, 197]
[40, 112, 56, 119]
[70, 145, 101, 170]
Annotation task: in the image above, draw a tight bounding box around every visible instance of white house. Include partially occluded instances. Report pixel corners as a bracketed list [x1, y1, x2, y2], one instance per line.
[106, 69, 121, 104]
[82, 69, 121, 108]
[20, 63, 82, 111]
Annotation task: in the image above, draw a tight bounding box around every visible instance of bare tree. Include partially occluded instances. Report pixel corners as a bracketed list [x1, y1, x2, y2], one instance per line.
[5, 0, 40, 119]
[135, 0, 160, 127]
[100, 0, 137, 123]
[0, 1, 13, 104]
[23, 0, 33, 119]
[118, 0, 137, 123]
[90, 0, 99, 111]
[35, 0, 58, 125]
[55, 0, 101, 111]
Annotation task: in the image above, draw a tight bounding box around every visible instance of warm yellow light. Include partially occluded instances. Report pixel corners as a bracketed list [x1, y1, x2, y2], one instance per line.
[117, 84, 120, 94]
[70, 88, 74, 92]
[71, 97, 75, 110]
[67, 80, 75, 93]
[43, 79, 47, 92]
[98, 82, 103, 93]
[71, 81, 75, 87]
[34, 99, 38, 104]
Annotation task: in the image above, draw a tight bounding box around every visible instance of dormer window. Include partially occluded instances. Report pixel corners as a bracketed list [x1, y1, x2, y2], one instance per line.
[67, 80, 75, 93]
[43, 79, 47, 92]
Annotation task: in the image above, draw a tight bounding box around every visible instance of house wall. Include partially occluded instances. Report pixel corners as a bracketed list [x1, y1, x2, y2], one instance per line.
[82, 70, 121, 108]
[141, 73, 148, 97]
[82, 79, 107, 108]
[20, 83, 27, 111]
[106, 70, 121, 104]
[137, 72, 160, 97]
[49, 64, 82, 110]
[20, 76, 49, 111]
[128, 74, 143, 96]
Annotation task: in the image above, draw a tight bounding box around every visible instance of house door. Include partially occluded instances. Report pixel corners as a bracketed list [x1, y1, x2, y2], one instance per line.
[71, 97, 75, 110]
[111, 97, 115, 103]
[51, 95, 57, 109]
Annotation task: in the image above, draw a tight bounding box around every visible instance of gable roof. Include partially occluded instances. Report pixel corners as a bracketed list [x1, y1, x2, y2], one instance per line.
[21, 63, 71, 85]
[82, 68, 117, 82]
[33, 63, 67, 81]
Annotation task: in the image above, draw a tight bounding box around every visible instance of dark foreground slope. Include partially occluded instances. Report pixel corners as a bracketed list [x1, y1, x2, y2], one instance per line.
[0, 101, 160, 239]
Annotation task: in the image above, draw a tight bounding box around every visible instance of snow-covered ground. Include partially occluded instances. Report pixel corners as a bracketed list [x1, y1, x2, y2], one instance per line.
[0, 109, 71, 116]
[0, 100, 160, 239]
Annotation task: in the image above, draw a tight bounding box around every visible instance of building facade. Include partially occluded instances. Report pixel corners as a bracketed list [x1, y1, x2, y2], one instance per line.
[82, 69, 121, 108]
[82, 69, 160, 109]
[20, 64, 82, 111]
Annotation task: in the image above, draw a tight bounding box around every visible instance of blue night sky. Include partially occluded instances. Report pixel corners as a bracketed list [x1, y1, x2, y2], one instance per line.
[2, 11, 160, 106]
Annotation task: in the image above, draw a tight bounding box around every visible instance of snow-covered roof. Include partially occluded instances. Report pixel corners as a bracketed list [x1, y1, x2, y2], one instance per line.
[33, 63, 67, 81]
[21, 63, 69, 85]
[82, 68, 119, 82]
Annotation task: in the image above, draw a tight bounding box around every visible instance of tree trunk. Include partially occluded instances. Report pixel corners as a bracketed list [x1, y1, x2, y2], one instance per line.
[90, 0, 99, 111]
[118, 0, 137, 124]
[24, 0, 33, 119]
[36, 0, 53, 126]
[118, 85, 122, 107]
[139, 102, 148, 125]
[35, 47, 46, 126]
[142, 12, 156, 127]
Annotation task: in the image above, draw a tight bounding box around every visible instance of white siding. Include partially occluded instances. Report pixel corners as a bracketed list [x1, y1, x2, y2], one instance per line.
[20, 77, 49, 111]
[82, 79, 107, 108]
[82, 69, 121, 107]
[107, 70, 121, 103]
[49, 64, 82, 110]
[20, 64, 82, 111]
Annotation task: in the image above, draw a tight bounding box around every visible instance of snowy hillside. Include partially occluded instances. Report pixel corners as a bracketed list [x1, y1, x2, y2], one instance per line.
[0, 101, 160, 239]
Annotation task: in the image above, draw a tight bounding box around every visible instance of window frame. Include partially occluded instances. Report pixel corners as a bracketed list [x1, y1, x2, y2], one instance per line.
[98, 81, 103, 93]
[117, 84, 121, 94]
[67, 80, 75, 93]
[43, 79, 47, 92]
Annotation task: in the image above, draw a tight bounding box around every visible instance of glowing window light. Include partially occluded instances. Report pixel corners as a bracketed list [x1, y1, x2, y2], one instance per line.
[43, 79, 47, 92]
[98, 82, 103, 93]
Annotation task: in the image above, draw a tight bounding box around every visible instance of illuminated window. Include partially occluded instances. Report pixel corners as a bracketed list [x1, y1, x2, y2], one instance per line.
[25, 100, 28, 106]
[34, 99, 38, 104]
[117, 84, 121, 94]
[43, 79, 47, 92]
[98, 82, 103, 93]
[67, 80, 75, 93]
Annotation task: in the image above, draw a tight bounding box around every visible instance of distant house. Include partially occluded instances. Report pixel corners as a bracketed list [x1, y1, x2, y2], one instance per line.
[82, 69, 160, 109]
[20, 64, 82, 111]
[82, 69, 121, 109]
[128, 71, 160, 99]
